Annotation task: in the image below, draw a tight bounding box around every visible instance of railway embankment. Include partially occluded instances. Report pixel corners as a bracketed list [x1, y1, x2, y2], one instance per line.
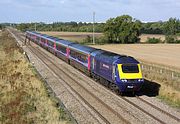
[141, 61, 180, 108]
[0, 30, 74, 123]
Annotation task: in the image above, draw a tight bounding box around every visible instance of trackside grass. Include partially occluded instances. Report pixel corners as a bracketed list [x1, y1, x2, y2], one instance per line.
[0, 31, 73, 124]
[141, 63, 180, 108]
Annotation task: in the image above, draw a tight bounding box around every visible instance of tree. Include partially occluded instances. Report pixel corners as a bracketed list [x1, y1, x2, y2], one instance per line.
[163, 18, 179, 35]
[104, 15, 141, 43]
[140, 21, 164, 34]
[104, 18, 116, 42]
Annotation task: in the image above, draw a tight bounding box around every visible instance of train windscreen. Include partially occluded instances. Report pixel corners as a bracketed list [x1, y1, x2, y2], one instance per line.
[122, 64, 139, 73]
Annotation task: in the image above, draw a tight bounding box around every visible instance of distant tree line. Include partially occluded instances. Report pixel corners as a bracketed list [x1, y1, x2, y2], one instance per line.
[15, 22, 104, 33]
[0, 24, 6, 30]
[3, 15, 179, 44]
[14, 17, 180, 35]
[141, 18, 180, 35]
[140, 22, 164, 34]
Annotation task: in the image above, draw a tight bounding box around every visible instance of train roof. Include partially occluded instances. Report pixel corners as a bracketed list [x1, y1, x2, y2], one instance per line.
[94, 50, 124, 63]
[118, 56, 139, 64]
[27, 31, 72, 44]
[40, 34, 49, 37]
[46, 36, 61, 41]
[69, 44, 98, 54]
[27, 31, 59, 42]
[26, 31, 43, 37]
[93, 50, 139, 64]
[56, 39, 74, 46]
[92, 49, 125, 57]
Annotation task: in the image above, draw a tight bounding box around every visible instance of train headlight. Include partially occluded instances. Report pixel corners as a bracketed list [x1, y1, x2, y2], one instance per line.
[138, 79, 144, 82]
[121, 79, 128, 82]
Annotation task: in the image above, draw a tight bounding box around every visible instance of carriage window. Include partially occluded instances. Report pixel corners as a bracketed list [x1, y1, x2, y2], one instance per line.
[47, 40, 54, 47]
[32, 35, 36, 40]
[41, 38, 46, 43]
[70, 50, 88, 63]
[70, 50, 77, 59]
[36, 37, 40, 42]
[56, 44, 66, 53]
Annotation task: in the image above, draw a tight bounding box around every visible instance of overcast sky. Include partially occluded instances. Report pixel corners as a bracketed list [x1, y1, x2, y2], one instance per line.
[0, 0, 180, 23]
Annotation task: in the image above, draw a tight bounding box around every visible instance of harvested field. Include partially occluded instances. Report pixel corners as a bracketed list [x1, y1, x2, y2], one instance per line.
[40, 31, 102, 42]
[0, 30, 72, 124]
[91, 44, 180, 70]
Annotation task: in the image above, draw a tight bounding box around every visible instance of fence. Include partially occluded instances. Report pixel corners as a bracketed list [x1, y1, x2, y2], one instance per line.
[141, 61, 180, 91]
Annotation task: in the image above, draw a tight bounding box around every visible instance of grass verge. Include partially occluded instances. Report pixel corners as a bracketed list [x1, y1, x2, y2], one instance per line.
[142, 66, 180, 109]
[0, 30, 74, 124]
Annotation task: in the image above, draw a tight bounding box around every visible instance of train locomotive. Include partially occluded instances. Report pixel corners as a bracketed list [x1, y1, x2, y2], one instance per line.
[25, 31, 144, 94]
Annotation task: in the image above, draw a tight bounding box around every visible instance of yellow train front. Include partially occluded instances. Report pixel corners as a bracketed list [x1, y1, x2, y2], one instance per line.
[91, 51, 144, 93]
[115, 63, 144, 92]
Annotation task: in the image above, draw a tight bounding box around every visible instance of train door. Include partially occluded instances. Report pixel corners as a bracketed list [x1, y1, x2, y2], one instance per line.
[112, 64, 116, 81]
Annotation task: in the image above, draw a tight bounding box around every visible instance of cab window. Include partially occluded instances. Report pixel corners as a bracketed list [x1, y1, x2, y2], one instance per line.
[122, 64, 139, 73]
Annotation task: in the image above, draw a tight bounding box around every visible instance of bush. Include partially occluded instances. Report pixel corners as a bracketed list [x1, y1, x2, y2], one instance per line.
[0, 24, 3, 30]
[146, 37, 161, 44]
[165, 35, 180, 43]
[94, 36, 109, 44]
[82, 36, 109, 45]
[175, 40, 180, 43]
[82, 35, 92, 44]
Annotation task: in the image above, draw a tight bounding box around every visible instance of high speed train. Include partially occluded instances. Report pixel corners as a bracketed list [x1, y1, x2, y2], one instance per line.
[26, 31, 144, 94]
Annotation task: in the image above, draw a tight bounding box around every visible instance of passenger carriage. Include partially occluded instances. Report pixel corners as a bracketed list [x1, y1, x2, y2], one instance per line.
[69, 44, 97, 75]
[55, 40, 74, 63]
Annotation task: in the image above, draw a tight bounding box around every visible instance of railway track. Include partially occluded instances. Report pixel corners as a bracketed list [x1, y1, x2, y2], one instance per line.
[28, 46, 111, 124]
[121, 97, 166, 124]
[29, 42, 130, 124]
[9, 28, 180, 124]
[135, 96, 180, 122]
